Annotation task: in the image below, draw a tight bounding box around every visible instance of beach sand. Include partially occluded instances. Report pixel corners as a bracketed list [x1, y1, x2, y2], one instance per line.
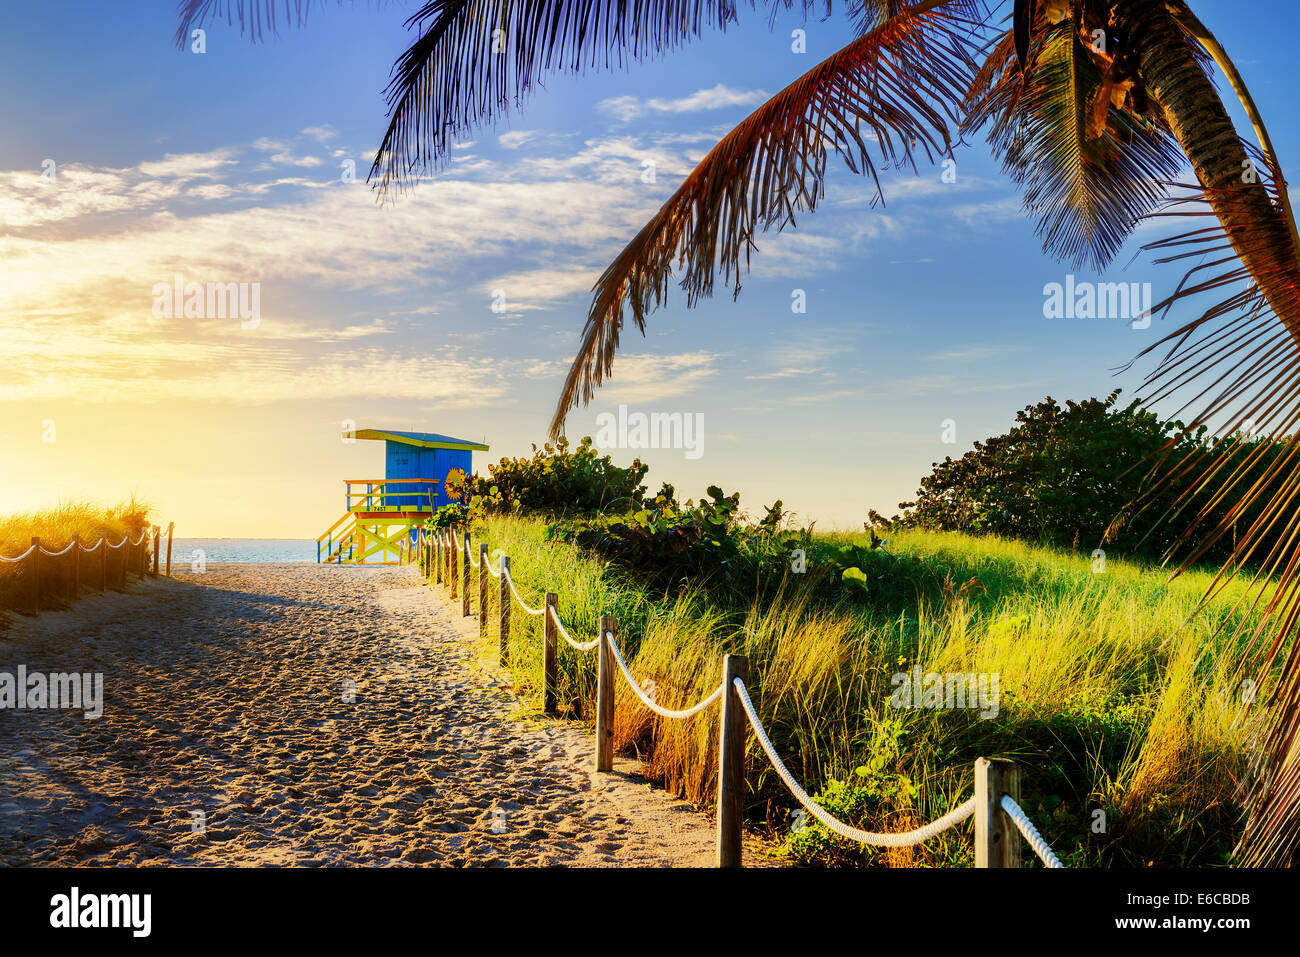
[0, 563, 772, 867]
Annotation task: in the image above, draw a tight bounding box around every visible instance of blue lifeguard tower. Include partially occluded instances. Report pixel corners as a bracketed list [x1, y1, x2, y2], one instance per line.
[316, 427, 489, 564]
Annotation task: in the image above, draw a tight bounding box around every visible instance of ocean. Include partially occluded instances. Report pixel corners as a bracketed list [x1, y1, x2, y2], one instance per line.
[171, 539, 318, 563]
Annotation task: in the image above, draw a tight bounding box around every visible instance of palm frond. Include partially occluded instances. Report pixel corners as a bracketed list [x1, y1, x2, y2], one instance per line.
[965, 18, 1184, 271]
[369, 0, 744, 192]
[547, 2, 979, 438]
[173, 0, 399, 47]
[1117, 144, 1300, 865]
[848, 0, 985, 33]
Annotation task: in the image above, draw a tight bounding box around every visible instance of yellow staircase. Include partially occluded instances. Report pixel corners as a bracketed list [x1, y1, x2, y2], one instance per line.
[315, 479, 437, 564]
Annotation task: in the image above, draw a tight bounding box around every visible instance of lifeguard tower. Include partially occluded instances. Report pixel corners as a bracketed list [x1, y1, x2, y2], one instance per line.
[316, 428, 489, 564]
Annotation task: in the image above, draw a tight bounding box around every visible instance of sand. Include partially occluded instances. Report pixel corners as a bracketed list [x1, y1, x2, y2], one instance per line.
[0, 563, 772, 867]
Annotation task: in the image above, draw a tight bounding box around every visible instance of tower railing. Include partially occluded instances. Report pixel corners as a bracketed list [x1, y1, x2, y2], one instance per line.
[344, 478, 441, 513]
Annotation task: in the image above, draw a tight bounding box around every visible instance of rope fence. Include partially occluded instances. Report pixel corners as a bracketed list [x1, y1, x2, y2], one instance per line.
[0, 522, 175, 615]
[413, 524, 1066, 869]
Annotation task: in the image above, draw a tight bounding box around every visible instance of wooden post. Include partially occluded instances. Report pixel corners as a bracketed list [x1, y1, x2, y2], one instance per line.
[434, 532, 442, 585]
[98, 538, 107, 591]
[448, 529, 458, 599]
[71, 534, 81, 598]
[974, 757, 1021, 868]
[717, 653, 749, 868]
[478, 544, 489, 638]
[119, 539, 127, 590]
[595, 615, 616, 773]
[152, 527, 161, 578]
[461, 532, 471, 618]
[166, 522, 174, 577]
[498, 555, 510, 665]
[30, 536, 41, 613]
[543, 592, 558, 716]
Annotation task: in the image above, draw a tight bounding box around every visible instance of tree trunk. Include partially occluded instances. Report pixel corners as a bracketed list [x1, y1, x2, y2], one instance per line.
[1114, 0, 1300, 867]
[1113, 0, 1300, 336]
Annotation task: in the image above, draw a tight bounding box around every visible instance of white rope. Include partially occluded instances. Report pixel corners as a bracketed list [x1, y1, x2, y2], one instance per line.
[2, 530, 146, 561]
[605, 633, 724, 719]
[733, 678, 976, 847]
[486, 557, 502, 579]
[503, 568, 545, 616]
[547, 604, 601, 651]
[999, 795, 1065, 868]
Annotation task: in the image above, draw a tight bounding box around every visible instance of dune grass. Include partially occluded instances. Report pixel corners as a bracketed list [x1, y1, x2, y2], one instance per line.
[0, 498, 153, 617]
[442, 516, 1268, 867]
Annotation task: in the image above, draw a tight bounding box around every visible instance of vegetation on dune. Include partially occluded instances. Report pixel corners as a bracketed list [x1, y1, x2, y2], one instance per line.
[447, 437, 650, 517]
[0, 498, 153, 617]
[458, 514, 1262, 868]
[0, 498, 151, 555]
[428, 441, 1266, 867]
[888, 390, 1294, 566]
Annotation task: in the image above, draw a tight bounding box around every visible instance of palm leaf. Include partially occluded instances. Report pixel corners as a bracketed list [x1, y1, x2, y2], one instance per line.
[173, 0, 401, 46]
[965, 16, 1184, 271]
[548, 0, 979, 437]
[369, 0, 746, 191]
[1117, 141, 1300, 864]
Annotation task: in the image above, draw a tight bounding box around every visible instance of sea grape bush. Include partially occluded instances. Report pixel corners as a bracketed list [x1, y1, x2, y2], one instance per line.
[546, 491, 889, 604]
[545, 485, 743, 590]
[440, 436, 649, 518]
[424, 502, 467, 531]
[894, 390, 1291, 564]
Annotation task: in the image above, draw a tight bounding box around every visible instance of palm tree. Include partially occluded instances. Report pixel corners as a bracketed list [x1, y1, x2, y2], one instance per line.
[178, 0, 1300, 865]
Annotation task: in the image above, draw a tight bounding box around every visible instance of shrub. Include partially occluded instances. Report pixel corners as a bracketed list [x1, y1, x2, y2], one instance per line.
[546, 485, 742, 590]
[447, 437, 649, 518]
[897, 390, 1290, 563]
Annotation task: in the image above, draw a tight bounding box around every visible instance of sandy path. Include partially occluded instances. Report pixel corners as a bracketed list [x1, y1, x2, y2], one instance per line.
[0, 563, 768, 867]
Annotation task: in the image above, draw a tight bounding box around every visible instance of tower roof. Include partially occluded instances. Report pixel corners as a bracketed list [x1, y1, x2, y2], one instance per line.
[353, 429, 489, 451]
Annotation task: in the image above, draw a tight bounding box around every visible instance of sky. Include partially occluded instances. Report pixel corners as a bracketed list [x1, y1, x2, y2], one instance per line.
[1, 0, 1297, 537]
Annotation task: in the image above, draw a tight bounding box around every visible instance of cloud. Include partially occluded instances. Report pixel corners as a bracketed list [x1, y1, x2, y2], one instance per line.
[598, 84, 767, 122]
[498, 131, 540, 149]
[596, 352, 721, 403]
[648, 84, 769, 113]
[596, 96, 642, 123]
[483, 267, 598, 309]
[951, 197, 1025, 225]
[137, 151, 239, 180]
[300, 125, 338, 142]
[745, 338, 845, 380]
[0, 125, 858, 407]
[920, 344, 1019, 363]
[269, 151, 324, 167]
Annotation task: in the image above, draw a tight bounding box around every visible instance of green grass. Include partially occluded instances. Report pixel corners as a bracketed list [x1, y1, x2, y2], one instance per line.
[439, 517, 1267, 867]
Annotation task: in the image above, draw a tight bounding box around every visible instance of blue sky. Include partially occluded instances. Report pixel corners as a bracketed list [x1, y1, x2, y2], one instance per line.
[1, 0, 1297, 536]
